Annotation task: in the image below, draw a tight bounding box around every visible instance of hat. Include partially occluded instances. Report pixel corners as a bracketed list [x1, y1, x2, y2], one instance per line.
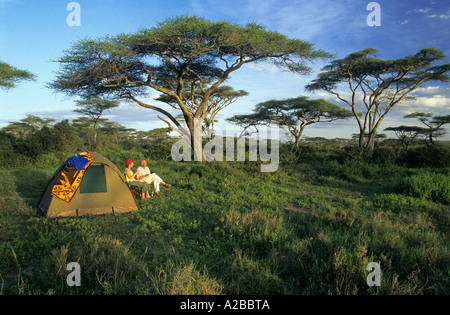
[125, 159, 134, 167]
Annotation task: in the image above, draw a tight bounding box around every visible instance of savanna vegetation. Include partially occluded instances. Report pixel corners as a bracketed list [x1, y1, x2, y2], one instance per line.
[1, 15, 449, 296]
[0, 118, 448, 295]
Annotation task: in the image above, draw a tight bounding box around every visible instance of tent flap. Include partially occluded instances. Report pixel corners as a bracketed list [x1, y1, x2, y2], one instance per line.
[51, 152, 94, 203]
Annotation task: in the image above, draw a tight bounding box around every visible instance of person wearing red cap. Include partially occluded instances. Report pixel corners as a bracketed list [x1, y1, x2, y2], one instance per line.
[124, 159, 152, 200]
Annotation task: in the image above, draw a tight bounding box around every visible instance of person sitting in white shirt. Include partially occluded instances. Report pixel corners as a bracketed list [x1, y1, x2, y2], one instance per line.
[135, 159, 171, 197]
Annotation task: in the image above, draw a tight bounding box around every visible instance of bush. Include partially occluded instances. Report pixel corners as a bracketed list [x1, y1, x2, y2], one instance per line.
[372, 145, 397, 163]
[146, 141, 174, 161]
[399, 172, 450, 204]
[0, 132, 16, 168]
[400, 144, 450, 168]
[335, 146, 370, 164]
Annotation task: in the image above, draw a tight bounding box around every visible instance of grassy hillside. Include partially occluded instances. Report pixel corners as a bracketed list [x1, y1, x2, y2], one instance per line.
[0, 142, 449, 295]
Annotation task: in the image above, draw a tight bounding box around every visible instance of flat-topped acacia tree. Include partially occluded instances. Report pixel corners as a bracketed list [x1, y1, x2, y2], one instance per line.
[228, 96, 353, 148]
[306, 48, 450, 154]
[49, 15, 330, 161]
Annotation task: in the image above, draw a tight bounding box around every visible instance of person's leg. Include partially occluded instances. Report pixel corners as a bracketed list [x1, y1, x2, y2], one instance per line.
[130, 181, 151, 199]
[150, 173, 171, 188]
[143, 182, 153, 199]
[146, 173, 161, 194]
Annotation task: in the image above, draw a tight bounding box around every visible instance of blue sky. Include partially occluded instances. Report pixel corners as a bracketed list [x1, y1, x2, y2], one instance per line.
[1, 0, 449, 140]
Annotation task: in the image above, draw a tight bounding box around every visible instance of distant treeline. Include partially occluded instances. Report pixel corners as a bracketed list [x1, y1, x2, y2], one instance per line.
[0, 116, 174, 168]
[1, 115, 449, 170]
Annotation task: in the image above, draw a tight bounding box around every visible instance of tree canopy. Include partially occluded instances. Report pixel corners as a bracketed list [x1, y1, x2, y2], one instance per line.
[384, 125, 430, 150]
[306, 47, 450, 153]
[228, 96, 353, 147]
[49, 15, 331, 161]
[3, 115, 55, 138]
[0, 61, 35, 90]
[73, 97, 120, 149]
[403, 112, 450, 144]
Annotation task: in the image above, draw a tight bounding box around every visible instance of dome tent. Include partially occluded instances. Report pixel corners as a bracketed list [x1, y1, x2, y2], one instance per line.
[38, 152, 138, 218]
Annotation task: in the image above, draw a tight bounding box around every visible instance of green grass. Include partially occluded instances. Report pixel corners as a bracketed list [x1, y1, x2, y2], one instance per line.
[0, 149, 449, 295]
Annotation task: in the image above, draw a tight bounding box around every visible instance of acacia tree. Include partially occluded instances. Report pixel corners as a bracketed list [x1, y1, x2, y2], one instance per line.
[99, 121, 135, 150]
[49, 15, 330, 161]
[306, 48, 450, 153]
[228, 96, 353, 148]
[404, 112, 450, 144]
[3, 115, 55, 138]
[74, 97, 119, 149]
[431, 114, 450, 140]
[226, 112, 268, 139]
[0, 61, 35, 90]
[384, 125, 429, 151]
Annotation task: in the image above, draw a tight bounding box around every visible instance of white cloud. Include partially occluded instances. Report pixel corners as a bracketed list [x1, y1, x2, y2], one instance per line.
[188, 0, 360, 43]
[399, 97, 450, 112]
[390, 86, 450, 125]
[411, 95, 449, 108]
[245, 63, 279, 73]
[22, 107, 77, 121]
[260, 0, 359, 41]
[428, 10, 450, 20]
[410, 86, 449, 97]
[407, 8, 431, 14]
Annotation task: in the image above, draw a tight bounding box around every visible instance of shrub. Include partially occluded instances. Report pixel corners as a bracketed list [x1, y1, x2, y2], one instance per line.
[315, 160, 342, 177]
[335, 146, 370, 164]
[372, 193, 433, 212]
[146, 141, 174, 161]
[400, 144, 450, 168]
[399, 172, 450, 204]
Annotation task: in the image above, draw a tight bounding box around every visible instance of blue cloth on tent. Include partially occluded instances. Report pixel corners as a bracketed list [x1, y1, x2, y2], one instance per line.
[66, 155, 90, 171]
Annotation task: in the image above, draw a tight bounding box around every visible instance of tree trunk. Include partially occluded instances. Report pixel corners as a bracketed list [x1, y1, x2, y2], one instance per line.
[93, 129, 98, 150]
[187, 117, 206, 162]
[367, 113, 387, 154]
[294, 126, 306, 149]
[295, 136, 301, 149]
[358, 129, 365, 150]
[429, 129, 435, 145]
[366, 128, 378, 154]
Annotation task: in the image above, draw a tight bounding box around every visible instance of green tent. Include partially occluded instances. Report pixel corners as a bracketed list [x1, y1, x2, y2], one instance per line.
[38, 152, 138, 218]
